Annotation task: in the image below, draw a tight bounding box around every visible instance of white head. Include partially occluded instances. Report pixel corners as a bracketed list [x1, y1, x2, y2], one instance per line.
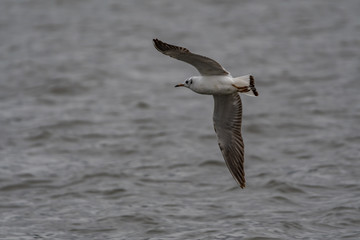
[175, 77, 196, 89]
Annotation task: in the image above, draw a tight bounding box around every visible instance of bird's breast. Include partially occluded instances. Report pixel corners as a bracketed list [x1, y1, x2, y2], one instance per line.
[191, 76, 237, 95]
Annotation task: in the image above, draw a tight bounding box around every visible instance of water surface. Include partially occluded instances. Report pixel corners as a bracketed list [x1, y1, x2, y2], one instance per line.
[0, 0, 359, 239]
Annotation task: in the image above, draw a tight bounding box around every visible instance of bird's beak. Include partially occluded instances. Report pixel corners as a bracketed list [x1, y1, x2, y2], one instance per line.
[174, 84, 185, 88]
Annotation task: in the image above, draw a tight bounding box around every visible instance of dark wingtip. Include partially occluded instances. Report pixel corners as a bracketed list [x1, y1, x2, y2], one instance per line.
[238, 178, 246, 189]
[153, 38, 159, 46]
[153, 38, 166, 52]
[152, 39, 190, 54]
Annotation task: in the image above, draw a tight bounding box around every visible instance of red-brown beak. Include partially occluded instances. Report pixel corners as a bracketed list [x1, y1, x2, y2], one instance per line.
[174, 84, 185, 87]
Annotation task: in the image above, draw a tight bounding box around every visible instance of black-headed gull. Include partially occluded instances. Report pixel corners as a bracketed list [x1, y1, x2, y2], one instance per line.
[153, 39, 258, 188]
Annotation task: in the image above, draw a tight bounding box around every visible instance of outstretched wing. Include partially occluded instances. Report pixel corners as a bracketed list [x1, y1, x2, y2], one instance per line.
[153, 39, 229, 76]
[213, 93, 245, 188]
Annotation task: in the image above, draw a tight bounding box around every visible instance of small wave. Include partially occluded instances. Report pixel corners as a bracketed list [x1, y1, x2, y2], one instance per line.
[198, 159, 224, 167]
[269, 195, 297, 205]
[136, 164, 163, 170]
[85, 188, 126, 197]
[135, 101, 150, 109]
[97, 214, 159, 226]
[25, 130, 52, 141]
[0, 179, 53, 191]
[168, 163, 190, 169]
[50, 191, 85, 199]
[46, 81, 88, 96]
[264, 179, 305, 194]
[245, 123, 264, 134]
[81, 172, 129, 181]
[39, 119, 94, 130]
[245, 238, 281, 240]
[54, 172, 130, 190]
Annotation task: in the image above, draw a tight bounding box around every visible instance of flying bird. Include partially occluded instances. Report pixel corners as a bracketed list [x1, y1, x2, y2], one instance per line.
[153, 39, 258, 188]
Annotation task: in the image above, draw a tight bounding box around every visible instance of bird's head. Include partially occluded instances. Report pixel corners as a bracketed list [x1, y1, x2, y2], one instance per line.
[175, 77, 194, 88]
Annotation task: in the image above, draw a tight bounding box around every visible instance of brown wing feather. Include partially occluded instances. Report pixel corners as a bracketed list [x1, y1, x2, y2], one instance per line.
[153, 39, 229, 76]
[213, 93, 245, 188]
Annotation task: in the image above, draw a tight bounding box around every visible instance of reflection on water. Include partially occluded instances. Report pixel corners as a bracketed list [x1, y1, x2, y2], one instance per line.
[0, 0, 359, 239]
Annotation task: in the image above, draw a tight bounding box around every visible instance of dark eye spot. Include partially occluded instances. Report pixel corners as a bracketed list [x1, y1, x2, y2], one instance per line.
[185, 80, 188, 84]
[190, 80, 193, 84]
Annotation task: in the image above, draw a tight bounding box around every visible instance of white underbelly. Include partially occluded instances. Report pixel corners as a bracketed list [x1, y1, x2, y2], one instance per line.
[192, 76, 237, 95]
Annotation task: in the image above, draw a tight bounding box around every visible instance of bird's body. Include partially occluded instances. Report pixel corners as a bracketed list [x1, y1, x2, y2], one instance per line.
[188, 75, 255, 95]
[153, 39, 258, 188]
[188, 75, 235, 95]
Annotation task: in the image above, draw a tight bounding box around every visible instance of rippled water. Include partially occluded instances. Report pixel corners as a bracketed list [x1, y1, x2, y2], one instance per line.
[1, 0, 360, 239]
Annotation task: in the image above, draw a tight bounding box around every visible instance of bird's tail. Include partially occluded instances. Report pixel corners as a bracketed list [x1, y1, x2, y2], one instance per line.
[233, 75, 259, 97]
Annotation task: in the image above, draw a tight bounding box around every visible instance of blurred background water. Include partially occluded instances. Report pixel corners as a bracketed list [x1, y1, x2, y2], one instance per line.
[0, 0, 359, 239]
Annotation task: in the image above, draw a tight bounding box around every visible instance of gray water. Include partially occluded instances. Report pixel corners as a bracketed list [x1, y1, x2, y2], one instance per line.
[0, 0, 359, 239]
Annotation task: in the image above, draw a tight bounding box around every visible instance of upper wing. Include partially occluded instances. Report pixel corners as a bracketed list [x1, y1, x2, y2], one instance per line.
[153, 39, 229, 76]
[213, 93, 245, 188]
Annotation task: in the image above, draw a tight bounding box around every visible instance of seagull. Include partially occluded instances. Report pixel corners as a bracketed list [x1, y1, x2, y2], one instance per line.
[153, 39, 258, 188]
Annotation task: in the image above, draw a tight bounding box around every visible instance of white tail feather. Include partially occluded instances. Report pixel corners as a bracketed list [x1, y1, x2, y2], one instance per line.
[233, 75, 259, 97]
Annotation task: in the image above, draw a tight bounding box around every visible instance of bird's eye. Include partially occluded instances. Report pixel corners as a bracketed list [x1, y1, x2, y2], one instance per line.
[185, 80, 188, 84]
